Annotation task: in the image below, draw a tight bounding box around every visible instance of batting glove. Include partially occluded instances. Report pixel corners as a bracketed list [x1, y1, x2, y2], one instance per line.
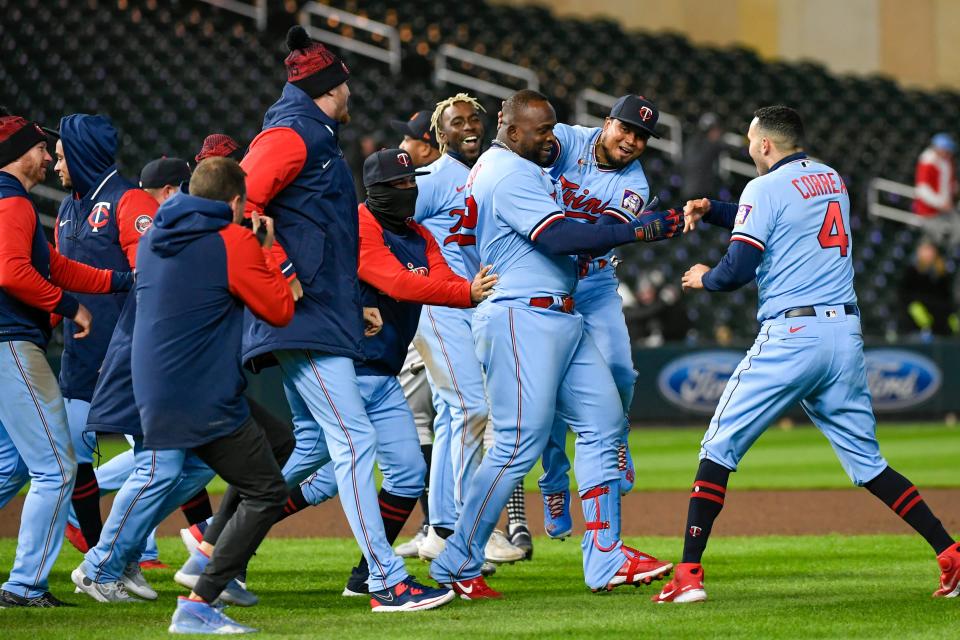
[632, 208, 682, 242]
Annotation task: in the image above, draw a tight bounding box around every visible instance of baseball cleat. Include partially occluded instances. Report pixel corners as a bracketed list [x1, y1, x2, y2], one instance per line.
[934, 542, 960, 598]
[592, 546, 672, 593]
[618, 442, 636, 495]
[342, 564, 369, 597]
[65, 523, 90, 553]
[440, 576, 502, 600]
[543, 489, 573, 539]
[417, 526, 446, 561]
[485, 529, 526, 564]
[480, 561, 497, 577]
[652, 563, 707, 603]
[0, 589, 74, 608]
[71, 566, 140, 603]
[395, 525, 428, 558]
[507, 523, 534, 560]
[139, 559, 170, 570]
[175, 551, 258, 607]
[179, 525, 204, 555]
[169, 596, 256, 634]
[122, 561, 158, 600]
[369, 577, 454, 612]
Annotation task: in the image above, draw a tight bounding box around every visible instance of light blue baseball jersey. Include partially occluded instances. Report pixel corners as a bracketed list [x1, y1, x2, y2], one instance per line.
[470, 144, 576, 302]
[732, 155, 857, 321]
[549, 124, 650, 288]
[415, 153, 480, 280]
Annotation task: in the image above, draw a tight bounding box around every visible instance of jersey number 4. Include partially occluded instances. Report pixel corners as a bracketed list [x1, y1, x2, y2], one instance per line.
[817, 200, 849, 257]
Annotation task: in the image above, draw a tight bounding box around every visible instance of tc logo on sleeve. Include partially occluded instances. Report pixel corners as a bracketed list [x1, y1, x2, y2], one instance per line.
[735, 204, 753, 225]
[135, 215, 153, 234]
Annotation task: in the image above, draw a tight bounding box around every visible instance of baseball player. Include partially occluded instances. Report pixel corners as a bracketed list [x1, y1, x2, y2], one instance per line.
[429, 90, 678, 598]
[654, 106, 960, 603]
[392, 110, 441, 167]
[0, 113, 132, 607]
[275, 149, 495, 599]
[412, 92, 527, 565]
[539, 95, 678, 539]
[52, 114, 159, 551]
[233, 27, 452, 612]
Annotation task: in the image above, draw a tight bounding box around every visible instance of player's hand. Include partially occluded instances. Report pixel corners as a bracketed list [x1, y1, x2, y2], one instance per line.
[683, 198, 711, 233]
[682, 264, 711, 291]
[289, 276, 304, 302]
[363, 306, 382, 337]
[470, 264, 498, 304]
[633, 209, 682, 242]
[71, 304, 92, 339]
[252, 212, 275, 249]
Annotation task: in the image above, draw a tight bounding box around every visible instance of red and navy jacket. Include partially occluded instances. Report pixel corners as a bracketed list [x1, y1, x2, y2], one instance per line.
[132, 190, 294, 450]
[0, 171, 122, 348]
[56, 114, 157, 401]
[241, 83, 363, 369]
[356, 203, 472, 377]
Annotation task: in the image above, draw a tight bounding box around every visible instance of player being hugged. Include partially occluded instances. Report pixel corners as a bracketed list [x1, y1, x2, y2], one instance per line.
[654, 106, 960, 604]
[429, 90, 678, 598]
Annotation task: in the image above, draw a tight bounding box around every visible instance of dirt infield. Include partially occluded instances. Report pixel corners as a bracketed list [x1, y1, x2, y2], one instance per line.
[3, 489, 958, 539]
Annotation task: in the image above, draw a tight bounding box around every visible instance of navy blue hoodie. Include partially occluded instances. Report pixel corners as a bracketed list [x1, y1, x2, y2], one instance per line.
[56, 114, 157, 401]
[133, 191, 293, 450]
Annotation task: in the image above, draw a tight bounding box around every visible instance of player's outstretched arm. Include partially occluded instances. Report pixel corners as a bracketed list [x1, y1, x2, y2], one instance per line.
[683, 198, 739, 232]
[683, 240, 762, 292]
[534, 209, 680, 255]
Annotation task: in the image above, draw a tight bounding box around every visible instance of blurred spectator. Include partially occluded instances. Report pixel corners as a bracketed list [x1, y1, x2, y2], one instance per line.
[714, 324, 734, 347]
[897, 239, 956, 337]
[625, 273, 690, 346]
[680, 112, 725, 200]
[345, 133, 384, 200]
[913, 133, 959, 244]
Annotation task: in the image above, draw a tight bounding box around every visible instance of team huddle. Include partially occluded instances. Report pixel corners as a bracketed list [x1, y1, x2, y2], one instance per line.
[0, 25, 957, 635]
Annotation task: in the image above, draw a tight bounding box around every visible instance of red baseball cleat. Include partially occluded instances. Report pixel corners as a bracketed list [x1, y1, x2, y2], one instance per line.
[652, 562, 707, 603]
[441, 576, 502, 600]
[593, 546, 672, 592]
[139, 559, 170, 570]
[65, 523, 89, 554]
[933, 542, 960, 598]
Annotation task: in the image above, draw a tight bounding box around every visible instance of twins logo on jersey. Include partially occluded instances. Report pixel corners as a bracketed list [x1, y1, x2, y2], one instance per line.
[407, 263, 429, 276]
[557, 175, 610, 221]
[135, 215, 153, 234]
[88, 202, 111, 233]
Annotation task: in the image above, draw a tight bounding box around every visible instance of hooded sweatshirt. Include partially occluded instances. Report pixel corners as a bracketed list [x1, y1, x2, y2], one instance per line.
[56, 114, 157, 401]
[132, 190, 293, 450]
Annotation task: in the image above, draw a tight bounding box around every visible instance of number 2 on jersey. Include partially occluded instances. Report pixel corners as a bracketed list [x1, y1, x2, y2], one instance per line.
[817, 200, 848, 257]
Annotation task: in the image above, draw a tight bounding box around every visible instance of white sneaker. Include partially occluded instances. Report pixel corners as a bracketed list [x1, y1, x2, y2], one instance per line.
[417, 526, 446, 561]
[179, 526, 201, 555]
[395, 525, 427, 558]
[485, 530, 526, 564]
[71, 566, 140, 603]
[122, 561, 158, 600]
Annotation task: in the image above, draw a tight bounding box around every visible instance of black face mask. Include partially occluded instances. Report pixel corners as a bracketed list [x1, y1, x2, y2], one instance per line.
[366, 184, 418, 234]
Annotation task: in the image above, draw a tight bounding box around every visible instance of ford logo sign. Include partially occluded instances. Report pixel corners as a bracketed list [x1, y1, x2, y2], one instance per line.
[657, 351, 744, 414]
[864, 350, 941, 411]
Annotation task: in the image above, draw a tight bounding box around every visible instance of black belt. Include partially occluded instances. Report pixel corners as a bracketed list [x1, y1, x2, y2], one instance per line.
[784, 304, 858, 318]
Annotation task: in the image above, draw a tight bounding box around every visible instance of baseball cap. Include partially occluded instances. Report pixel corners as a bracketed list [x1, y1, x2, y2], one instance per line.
[609, 95, 661, 138]
[0, 115, 50, 167]
[932, 132, 957, 153]
[362, 149, 430, 188]
[140, 157, 192, 189]
[389, 111, 438, 149]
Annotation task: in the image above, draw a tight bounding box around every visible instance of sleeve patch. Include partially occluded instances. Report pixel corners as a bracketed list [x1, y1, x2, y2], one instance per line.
[735, 204, 752, 225]
[621, 189, 645, 215]
[135, 215, 153, 234]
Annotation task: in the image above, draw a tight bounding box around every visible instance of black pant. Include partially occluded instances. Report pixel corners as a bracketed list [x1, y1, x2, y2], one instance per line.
[202, 396, 295, 546]
[190, 417, 288, 603]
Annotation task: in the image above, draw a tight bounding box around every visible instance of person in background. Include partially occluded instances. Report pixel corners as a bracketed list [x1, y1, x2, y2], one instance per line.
[897, 239, 956, 337]
[391, 110, 441, 168]
[681, 112, 726, 201]
[913, 133, 959, 244]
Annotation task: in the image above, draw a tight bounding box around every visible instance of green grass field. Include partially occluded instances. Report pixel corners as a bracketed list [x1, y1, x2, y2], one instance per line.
[0, 535, 956, 639]
[85, 422, 960, 494]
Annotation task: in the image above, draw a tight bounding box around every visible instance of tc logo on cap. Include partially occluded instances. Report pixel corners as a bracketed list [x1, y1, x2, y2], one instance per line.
[397, 152, 412, 167]
[638, 106, 654, 122]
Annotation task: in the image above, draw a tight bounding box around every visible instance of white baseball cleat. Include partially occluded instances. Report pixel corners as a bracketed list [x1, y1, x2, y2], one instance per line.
[417, 526, 446, 561]
[121, 561, 158, 600]
[395, 525, 427, 558]
[485, 530, 526, 564]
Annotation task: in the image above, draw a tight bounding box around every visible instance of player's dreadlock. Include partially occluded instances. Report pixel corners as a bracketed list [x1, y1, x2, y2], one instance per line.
[430, 93, 486, 155]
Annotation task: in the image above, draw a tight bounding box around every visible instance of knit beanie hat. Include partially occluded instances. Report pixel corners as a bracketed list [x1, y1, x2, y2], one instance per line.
[0, 115, 48, 168]
[285, 25, 350, 98]
[196, 134, 242, 163]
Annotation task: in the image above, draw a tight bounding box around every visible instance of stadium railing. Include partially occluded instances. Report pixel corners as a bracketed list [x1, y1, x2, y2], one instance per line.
[868, 178, 924, 228]
[434, 44, 539, 100]
[300, 2, 402, 75]
[196, 0, 267, 31]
